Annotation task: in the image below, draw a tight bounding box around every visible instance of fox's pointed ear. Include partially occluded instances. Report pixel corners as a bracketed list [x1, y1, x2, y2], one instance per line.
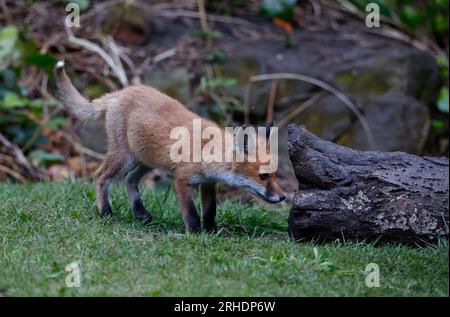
[235, 124, 256, 155]
[266, 121, 275, 144]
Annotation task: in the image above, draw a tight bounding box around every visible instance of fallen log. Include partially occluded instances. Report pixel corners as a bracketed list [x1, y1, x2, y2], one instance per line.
[287, 125, 449, 244]
[0, 132, 42, 182]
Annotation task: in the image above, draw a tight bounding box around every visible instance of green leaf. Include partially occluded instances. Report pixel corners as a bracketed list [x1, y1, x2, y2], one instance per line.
[436, 55, 449, 79]
[190, 29, 222, 40]
[0, 68, 18, 91]
[432, 14, 449, 34]
[437, 87, 449, 114]
[313, 247, 319, 260]
[44, 117, 67, 131]
[431, 119, 445, 131]
[208, 78, 237, 88]
[261, 0, 284, 18]
[1, 91, 29, 108]
[66, 0, 90, 11]
[24, 52, 57, 70]
[194, 77, 238, 95]
[260, 0, 297, 21]
[29, 98, 56, 109]
[0, 26, 19, 68]
[400, 5, 423, 28]
[207, 50, 227, 64]
[28, 99, 45, 108]
[28, 150, 64, 166]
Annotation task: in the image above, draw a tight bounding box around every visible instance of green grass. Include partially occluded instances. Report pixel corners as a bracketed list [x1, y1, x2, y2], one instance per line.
[0, 181, 448, 296]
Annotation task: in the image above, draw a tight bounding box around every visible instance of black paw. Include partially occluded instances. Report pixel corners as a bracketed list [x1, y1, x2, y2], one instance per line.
[186, 226, 201, 234]
[186, 221, 201, 234]
[203, 222, 217, 233]
[100, 207, 113, 218]
[135, 212, 153, 224]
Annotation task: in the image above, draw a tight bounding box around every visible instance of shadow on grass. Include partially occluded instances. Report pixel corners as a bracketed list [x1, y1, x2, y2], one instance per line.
[95, 182, 291, 240]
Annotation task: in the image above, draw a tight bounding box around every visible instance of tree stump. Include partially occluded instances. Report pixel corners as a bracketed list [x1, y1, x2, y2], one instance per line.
[287, 125, 449, 244]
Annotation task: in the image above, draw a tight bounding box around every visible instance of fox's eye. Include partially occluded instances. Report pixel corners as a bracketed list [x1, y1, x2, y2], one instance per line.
[259, 173, 269, 181]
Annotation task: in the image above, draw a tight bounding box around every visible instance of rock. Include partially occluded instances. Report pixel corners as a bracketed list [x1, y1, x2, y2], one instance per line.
[336, 92, 430, 153]
[143, 68, 191, 105]
[78, 120, 107, 155]
[218, 33, 439, 155]
[283, 94, 353, 142]
[334, 49, 440, 106]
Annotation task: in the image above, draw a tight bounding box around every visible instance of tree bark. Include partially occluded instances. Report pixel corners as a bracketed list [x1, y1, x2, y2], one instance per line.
[287, 125, 449, 244]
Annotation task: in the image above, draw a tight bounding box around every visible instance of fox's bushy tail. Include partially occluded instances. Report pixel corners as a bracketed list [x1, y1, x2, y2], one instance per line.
[54, 61, 105, 121]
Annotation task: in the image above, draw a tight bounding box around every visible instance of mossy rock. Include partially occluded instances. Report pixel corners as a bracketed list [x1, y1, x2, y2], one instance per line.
[144, 68, 191, 105]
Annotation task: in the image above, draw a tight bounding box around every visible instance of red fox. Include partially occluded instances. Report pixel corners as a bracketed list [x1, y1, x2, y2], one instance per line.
[54, 61, 285, 232]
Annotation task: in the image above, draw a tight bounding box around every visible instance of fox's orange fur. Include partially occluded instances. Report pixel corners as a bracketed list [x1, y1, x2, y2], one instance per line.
[54, 61, 285, 232]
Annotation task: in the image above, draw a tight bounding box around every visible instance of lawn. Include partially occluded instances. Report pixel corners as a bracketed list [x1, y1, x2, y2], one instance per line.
[0, 181, 448, 296]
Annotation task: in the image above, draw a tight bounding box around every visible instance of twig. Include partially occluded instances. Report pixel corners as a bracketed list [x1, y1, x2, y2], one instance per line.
[307, 0, 322, 19]
[40, 73, 50, 120]
[0, 132, 39, 180]
[323, 0, 446, 56]
[130, 48, 177, 84]
[327, 0, 402, 29]
[197, 0, 212, 51]
[0, 0, 12, 24]
[150, 9, 254, 27]
[0, 164, 26, 183]
[58, 131, 105, 160]
[101, 36, 132, 82]
[365, 27, 439, 55]
[278, 92, 315, 105]
[277, 92, 326, 128]
[83, 0, 197, 21]
[81, 0, 127, 20]
[246, 73, 375, 148]
[197, 0, 209, 32]
[266, 80, 278, 123]
[64, 25, 129, 86]
[90, 72, 119, 91]
[0, 2, 25, 22]
[244, 84, 252, 124]
[152, 48, 177, 64]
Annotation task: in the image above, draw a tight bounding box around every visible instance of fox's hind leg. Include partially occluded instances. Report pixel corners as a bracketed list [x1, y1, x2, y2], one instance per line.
[94, 152, 135, 217]
[173, 176, 201, 233]
[126, 164, 152, 223]
[200, 183, 217, 232]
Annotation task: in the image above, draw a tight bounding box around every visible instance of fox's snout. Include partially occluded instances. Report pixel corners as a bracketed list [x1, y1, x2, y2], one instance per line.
[262, 191, 285, 204]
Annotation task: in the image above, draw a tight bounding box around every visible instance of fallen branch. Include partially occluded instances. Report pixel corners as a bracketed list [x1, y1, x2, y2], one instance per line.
[287, 125, 449, 244]
[0, 132, 41, 181]
[64, 25, 129, 86]
[277, 92, 326, 128]
[0, 164, 26, 183]
[148, 9, 255, 27]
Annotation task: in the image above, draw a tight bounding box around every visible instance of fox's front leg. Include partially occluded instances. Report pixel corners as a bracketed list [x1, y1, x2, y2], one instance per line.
[173, 176, 201, 233]
[200, 183, 217, 232]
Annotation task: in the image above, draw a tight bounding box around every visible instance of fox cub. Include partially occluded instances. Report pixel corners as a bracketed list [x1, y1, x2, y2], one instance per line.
[54, 61, 285, 232]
